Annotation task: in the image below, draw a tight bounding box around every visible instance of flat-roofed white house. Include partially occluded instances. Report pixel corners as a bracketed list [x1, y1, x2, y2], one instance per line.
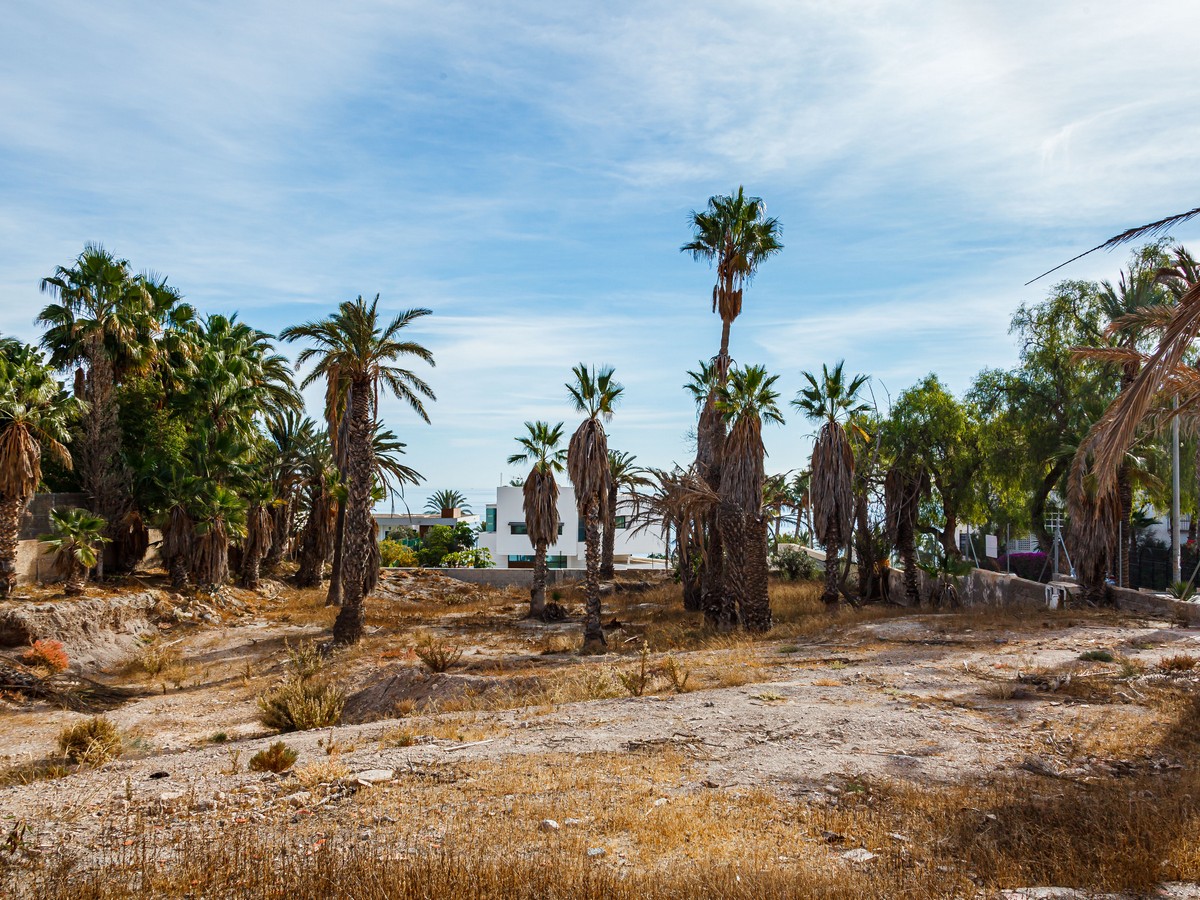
[475, 485, 666, 570]
[374, 508, 480, 540]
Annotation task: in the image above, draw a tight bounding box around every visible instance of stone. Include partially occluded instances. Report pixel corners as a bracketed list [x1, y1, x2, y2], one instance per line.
[158, 791, 186, 806]
[353, 769, 395, 786]
[539, 819, 560, 832]
[841, 848, 876, 863]
[587, 848, 606, 858]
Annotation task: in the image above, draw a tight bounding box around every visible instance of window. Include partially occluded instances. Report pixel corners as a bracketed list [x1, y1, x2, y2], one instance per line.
[485, 508, 497, 533]
[508, 554, 567, 569]
[614, 516, 627, 529]
[510, 523, 528, 535]
[578, 524, 586, 542]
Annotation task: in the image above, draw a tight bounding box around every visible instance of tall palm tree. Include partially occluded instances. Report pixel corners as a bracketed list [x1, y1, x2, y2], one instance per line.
[0, 348, 76, 596]
[424, 489, 471, 516]
[792, 362, 870, 609]
[282, 297, 435, 645]
[239, 479, 274, 590]
[38, 244, 154, 572]
[633, 466, 709, 609]
[190, 483, 248, 592]
[683, 191, 783, 623]
[601, 450, 650, 580]
[508, 421, 567, 618]
[716, 365, 784, 631]
[262, 412, 319, 573]
[40, 507, 109, 596]
[566, 364, 622, 651]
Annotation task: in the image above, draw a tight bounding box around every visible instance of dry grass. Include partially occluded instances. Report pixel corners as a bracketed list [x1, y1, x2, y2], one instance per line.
[1160, 653, 1199, 673]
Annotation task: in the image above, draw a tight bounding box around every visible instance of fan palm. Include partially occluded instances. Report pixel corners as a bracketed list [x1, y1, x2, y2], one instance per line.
[262, 412, 319, 573]
[716, 365, 784, 631]
[40, 507, 109, 596]
[38, 244, 154, 570]
[424, 489, 471, 516]
[238, 480, 274, 590]
[0, 349, 76, 596]
[282, 296, 435, 645]
[601, 450, 651, 580]
[190, 483, 248, 592]
[793, 362, 870, 609]
[632, 466, 708, 609]
[566, 364, 622, 650]
[508, 421, 567, 618]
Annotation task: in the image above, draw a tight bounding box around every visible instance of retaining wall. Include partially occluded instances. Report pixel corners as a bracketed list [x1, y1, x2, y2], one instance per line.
[384, 567, 587, 588]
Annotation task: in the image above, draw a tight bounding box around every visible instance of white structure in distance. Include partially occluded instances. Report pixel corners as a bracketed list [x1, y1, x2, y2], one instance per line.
[476, 485, 666, 570]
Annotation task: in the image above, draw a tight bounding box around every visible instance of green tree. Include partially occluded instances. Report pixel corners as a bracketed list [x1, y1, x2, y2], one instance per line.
[40, 507, 109, 596]
[283, 297, 435, 645]
[424, 489, 471, 515]
[566, 364, 623, 650]
[508, 421, 567, 618]
[792, 362, 869, 609]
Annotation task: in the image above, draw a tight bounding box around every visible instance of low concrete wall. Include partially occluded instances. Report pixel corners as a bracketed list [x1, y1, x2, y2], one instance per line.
[888, 565, 1200, 623]
[384, 567, 586, 588]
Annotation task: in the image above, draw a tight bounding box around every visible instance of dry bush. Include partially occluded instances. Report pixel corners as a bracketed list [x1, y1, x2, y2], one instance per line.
[257, 679, 345, 732]
[285, 640, 324, 680]
[21, 640, 69, 674]
[1160, 653, 1199, 672]
[56, 716, 122, 765]
[415, 635, 464, 673]
[293, 756, 350, 792]
[535, 633, 576, 655]
[128, 641, 184, 678]
[248, 741, 298, 773]
[661, 654, 690, 693]
[617, 644, 655, 697]
[0, 758, 72, 787]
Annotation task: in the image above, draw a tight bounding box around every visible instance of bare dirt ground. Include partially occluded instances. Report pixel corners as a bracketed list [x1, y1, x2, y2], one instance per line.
[2, 571, 1200, 898]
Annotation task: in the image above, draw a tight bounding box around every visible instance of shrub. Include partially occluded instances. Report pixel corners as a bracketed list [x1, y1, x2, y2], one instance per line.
[415, 635, 463, 673]
[774, 546, 816, 582]
[1160, 653, 1199, 672]
[379, 540, 418, 568]
[997, 552, 1050, 583]
[249, 741, 298, 773]
[1079, 649, 1115, 663]
[440, 548, 494, 569]
[1167, 581, 1196, 601]
[22, 640, 69, 674]
[57, 716, 122, 765]
[257, 680, 345, 732]
[284, 640, 324, 681]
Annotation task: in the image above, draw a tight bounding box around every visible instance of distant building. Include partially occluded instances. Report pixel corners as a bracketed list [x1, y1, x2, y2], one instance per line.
[373, 507, 480, 540]
[475, 485, 665, 570]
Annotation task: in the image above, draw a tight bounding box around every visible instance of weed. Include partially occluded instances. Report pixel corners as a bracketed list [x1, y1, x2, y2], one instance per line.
[258, 678, 345, 732]
[777, 644, 801, 654]
[222, 748, 243, 775]
[57, 716, 122, 765]
[753, 690, 786, 702]
[248, 741, 298, 773]
[131, 641, 183, 677]
[661, 654, 691, 693]
[415, 635, 464, 673]
[1160, 653, 1199, 672]
[285, 640, 324, 680]
[209, 732, 228, 743]
[293, 756, 350, 792]
[618, 644, 654, 697]
[21, 640, 69, 674]
[0, 759, 72, 788]
[382, 728, 417, 748]
[1079, 649, 1115, 663]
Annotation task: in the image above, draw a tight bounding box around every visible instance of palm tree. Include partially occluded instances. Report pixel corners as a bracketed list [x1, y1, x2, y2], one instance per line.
[633, 466, 708, 609]
[190, 483, 248, 592]
[424, 489, 471, 516]
[792, 362, 870, 609]
[239, 480, 274, 590]
[262, 412, 319, 573]
[884, 464, 930, 606]
[508, 421, 567, 618]
[40, 508, 109, 596]
[683, 192, 783, 625]
[38, 245, 154, 572]
[716, 365, 784, 631]
[566, 364, 623, 650]
[601, 451, 650, 580]
[0, 349, 76, 596]
[282, 297, 435, 645]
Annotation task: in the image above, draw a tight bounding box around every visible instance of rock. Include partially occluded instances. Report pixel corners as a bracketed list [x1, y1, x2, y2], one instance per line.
[286, 791, 313, 808]
[587, 848, 606, 858]
[539, 819, 560, 832]
[192, 799, 216, 811]
[353, 769, 395, 786]
[841, 848, 876, 863]
[158, 791, 186, 806]
[563, 818, 584, 827]
[148, 771, 170, 779]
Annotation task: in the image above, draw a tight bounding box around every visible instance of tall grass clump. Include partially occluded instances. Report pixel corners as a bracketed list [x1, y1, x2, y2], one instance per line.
[57, 716, 122, 765]
[257, 641, 345, 732]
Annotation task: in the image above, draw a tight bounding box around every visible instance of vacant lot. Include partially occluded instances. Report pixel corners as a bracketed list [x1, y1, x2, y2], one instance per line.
[2, 572, 1199, 898]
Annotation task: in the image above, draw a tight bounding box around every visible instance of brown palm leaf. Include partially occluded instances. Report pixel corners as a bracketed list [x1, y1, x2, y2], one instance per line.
[567, 418, 611, 517]
[811, 422, 854, 547]
[523, 467, 560, 549]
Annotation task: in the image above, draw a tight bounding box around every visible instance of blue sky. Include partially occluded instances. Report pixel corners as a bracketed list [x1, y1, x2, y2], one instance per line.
[4, 1, 1200, 515]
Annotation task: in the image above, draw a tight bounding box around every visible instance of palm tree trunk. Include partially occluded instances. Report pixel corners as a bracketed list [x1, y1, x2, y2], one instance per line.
[582, 505, 606, 651]
[680, 529, 702, 612]
[822, 522, 840, 609]
[265, 498, 292, 573]
[901, 537, 920, 606]
[296, 489, 332, 588]
[741, 513, 772, 632]
[0, 496, 27, 597]
[529, 542, 547, 618]
[168, 553, 189, 591]
[333, 380, 373, 645]
[326, 499, 346, 606]
[1116, 465, 1132, 588]
[600, 485, 617, 580]
[64, 560, 85, 596]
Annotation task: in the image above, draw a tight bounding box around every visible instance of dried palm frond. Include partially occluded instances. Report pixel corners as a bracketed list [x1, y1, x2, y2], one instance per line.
[811, 422, 854, 547]
[721, 414, 765, 514]
[1066, 438, 1120, 605]
[1106, 304, 1178, 336]
[1070, 346, 1149, 368]
[567, 418, 611, 517]
[884, 465, 928, 545]
[523, 467, 560, 549]
[1087, 279, 1200, 494]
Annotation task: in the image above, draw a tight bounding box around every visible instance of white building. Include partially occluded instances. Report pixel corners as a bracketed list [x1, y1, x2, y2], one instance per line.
[373, 508, 480, 540]
[475, 485, 666, 570]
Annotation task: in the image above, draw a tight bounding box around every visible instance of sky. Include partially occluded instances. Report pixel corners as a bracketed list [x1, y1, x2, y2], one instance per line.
[4, 0, 1200, 516]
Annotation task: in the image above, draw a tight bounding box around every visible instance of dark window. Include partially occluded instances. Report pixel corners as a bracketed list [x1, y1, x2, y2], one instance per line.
[614, 516, 627, 529]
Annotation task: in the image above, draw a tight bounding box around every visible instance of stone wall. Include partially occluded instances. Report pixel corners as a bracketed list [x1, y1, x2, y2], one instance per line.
[18, 493, 90, 540]
[384, 567, 586, 588]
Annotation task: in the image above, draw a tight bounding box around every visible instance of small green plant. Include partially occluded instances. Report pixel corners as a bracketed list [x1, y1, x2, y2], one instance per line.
[778, 644, 801, 654]
[440, 547, 494, 569]
[1167, 581, 1196, 602]
[22, 639, 69, 674]
[57, 716, 122, 765]
[39, 507, 109, 596]
[618, 644, 654, 697]
[415, 635, 463, 673]
[249, 741, 298, 773]
[774, 546, 816, 582]
[662, 654, 691, 693]
[257, 679, 345, 732]
[379, 539, 419, 568]
[209, 732, 228, 743]
[1079, 649, 1115, 663]
[284, 640, 324, 681]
